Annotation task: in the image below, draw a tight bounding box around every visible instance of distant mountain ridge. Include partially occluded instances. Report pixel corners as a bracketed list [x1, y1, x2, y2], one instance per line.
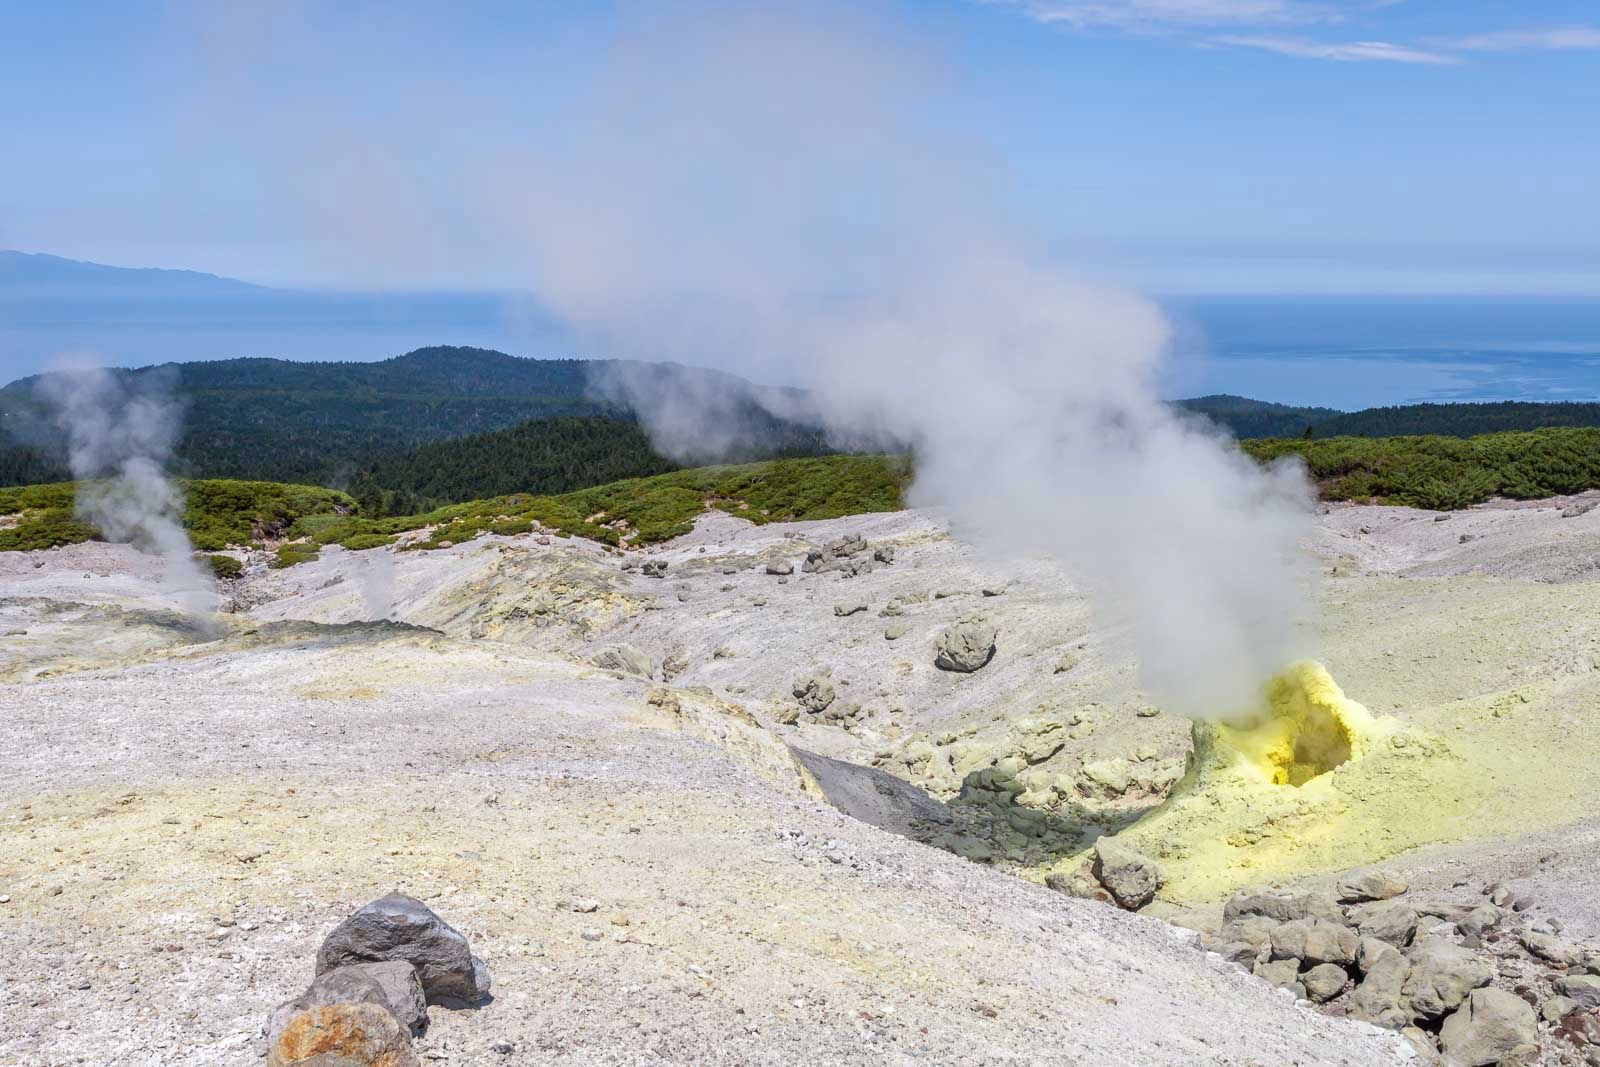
[0, 250, 265, 296]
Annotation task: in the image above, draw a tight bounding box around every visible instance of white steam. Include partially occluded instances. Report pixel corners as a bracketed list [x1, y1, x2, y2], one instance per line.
[172, 1, 1317, 717]
[360, 546, 395, 621]
[39, 366, 220, 622]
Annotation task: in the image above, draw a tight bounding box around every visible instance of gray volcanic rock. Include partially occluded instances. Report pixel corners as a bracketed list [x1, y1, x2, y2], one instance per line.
[1223, 889, 1344, 925]
[590, 644, 653, 677]
[1438, 987, 1537, 1067]
[1301, 963, 1349, 1004]
[267, 960, 427, 1043]
[933, 615, 997, 673]
[1091, 838, 1162, 911]
[316, 893, 491, 1004]
[1336, 871, 1408, 904]
[1402, 937, 1492, 1020]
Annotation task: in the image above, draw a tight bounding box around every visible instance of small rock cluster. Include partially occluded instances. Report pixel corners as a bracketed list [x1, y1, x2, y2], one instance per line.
[778, 670, 865, 729]
[267, 893, 491, 1066]
[1204, 875, 1600, 1065]
[799, 535, 894, 578]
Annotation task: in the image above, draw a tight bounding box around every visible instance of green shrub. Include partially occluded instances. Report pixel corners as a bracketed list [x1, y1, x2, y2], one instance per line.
[203, 554, 244, 580]
[0, 509, 99, 551]
[337, 533, 398, 550]
[271, 544, 321, 569]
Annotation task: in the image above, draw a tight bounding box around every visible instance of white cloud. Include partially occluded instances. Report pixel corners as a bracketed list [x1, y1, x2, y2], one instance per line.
[1445, 25, 1600, 52]
[991, 0, 1333, 28]
[1213, 34, 1461, 63]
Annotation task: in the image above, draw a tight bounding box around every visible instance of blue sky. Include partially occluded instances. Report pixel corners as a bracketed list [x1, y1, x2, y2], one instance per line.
[1, 0, 1597, 295]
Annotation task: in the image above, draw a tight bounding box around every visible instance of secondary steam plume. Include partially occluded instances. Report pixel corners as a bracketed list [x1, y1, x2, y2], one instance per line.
[39, 366, 219, 623]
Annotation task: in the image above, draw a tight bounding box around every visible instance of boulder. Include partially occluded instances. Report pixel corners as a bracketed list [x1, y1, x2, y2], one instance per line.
[1252, 958, 1304, 998]
[883, 621, 909, 641]
[267, 961, 427, 1044]
[834, 602, 868, 617]
[1271, 918, 1358, 966]
[315, 894, 491, 1004]
[1350, 899, 1419, 948]
[1091, 838, 1162, 911]
[1556, 974, 1600, 1011]
[873, 545, 895, 564]
[1403, 937, 1493, 1020]
[1457, 904, 1501, 938]
[267, 1003, 419, 1067]
[1223, 889, 1344, 925]
[791, 675, 836, 714]
[590, 644, 653, 678]
[1539, 995, 1578, 1024]
[1337, 871, 1409, 903]
[641, 560, 668, 578]
[1301, 962, 1349, 1003]
[765, 560, 794, 575]
[1349, 942, 1412, 1030]
[933, 615, 997, 673]
[1521, 931, 1581, 966]
[1438, 987, 1538, 1067]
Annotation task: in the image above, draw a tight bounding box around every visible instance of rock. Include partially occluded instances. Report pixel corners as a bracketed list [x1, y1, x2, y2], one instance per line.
[1555, 1010, 1600, 1048]
[1253, 958, 1304, 998]
[791, 675, 836, 714]
[1458, 905, 1501, 938]
[933, 615, 997, 673]
[267, 1003, 419, 1067]
[1350, 941, 1412, 1030]
[1438, 987, 1539, 1067]
[1079, 758, 1133, 796]
[1011, 718, 1066, 764]
[883, 621, 909, 641]
[1540, 995, 1579, 1023]
[980, 585, 1006, 597]
[267, 962, 427, 1044]
[1521, 931, 1581, 966]
[1556, 975, 1600, 1011]
[1337, 871, 1409, 903]
[834, 602, 868, 617]
[1302, 962, 1349, 1003]
[1399, 1028, 1437, 1061]
[873, 545, 895, 564]
[557, 897, 600, 913]
[765, 559, 794, 575]
[1350, 899, 1420, 948]
[315, 893, 491, 1004]
[1210, 915, 1278, 962]
[1403, 937, 1494, 1020]
[641, 560, 668, 578]
[1223, 888, 1344, 925]
[590, 644, 653, 678]
[1270, 918, 1358, 966]
[1091, 838, 1162, 910]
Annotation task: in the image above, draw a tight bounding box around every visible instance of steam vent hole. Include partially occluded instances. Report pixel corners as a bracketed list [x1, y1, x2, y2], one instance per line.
[1217, 662, 1382, 787]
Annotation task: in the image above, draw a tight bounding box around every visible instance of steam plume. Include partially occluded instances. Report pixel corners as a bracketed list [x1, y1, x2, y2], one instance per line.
[38, 366, 219, 622]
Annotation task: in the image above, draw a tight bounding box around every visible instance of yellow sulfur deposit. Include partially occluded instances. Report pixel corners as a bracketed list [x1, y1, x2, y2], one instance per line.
[1214, 661, 1384, 786]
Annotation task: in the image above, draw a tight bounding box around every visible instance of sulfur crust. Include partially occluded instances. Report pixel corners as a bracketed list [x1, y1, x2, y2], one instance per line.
[1214, 661, 1385, 786]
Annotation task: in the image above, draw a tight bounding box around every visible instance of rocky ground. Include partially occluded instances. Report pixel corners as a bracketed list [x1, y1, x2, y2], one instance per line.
[5, 493, 1600, 1064]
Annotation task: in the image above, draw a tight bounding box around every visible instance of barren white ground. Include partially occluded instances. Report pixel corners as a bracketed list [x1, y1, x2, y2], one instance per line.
[9, 491, 1600, 1065]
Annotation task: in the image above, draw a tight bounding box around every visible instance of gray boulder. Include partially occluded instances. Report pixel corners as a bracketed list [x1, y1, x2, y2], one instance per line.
[884, 621, 910, 641]
[1457, 904, 1501, 938]
[267, 961, 427, 1043]
[765, 559, 794, 576]
[1350, 899, 1419, 947]
[1539, 995, 1578, 1024]
[315, 893, 491, 1004]
[834, 601, 868, 617]
[1253, 958, 1304, 998]
[1223, 888, 1344, 925]
[1270, 918, 1359, 966]
[1349, 941, 1412, 1030]
[1337, 870, 1409, 903]
[1403, 937, 1493, 1020]
[1521, 931, 1580, 966]
[1301, 962, 1349, 1003]
[590, 644, 653, 678]
[934, 615, 997, 673]
[873, 545, 895, 564]
[1555, 974, 1600, 1011]
[641, 560, 668, 578]
[1091, 838, 1162, 911]
[1438, 987, 1538, 1067]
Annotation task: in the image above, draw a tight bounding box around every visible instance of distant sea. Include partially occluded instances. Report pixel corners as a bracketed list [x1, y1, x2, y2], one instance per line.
[3, 289, 1598, 412]
[1164, 295, 1600, 410]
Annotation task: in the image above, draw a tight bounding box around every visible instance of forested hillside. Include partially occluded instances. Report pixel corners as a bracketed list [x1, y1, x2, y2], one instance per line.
[347, 416, 678, 515]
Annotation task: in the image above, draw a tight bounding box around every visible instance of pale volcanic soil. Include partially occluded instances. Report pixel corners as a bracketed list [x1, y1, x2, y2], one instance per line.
[6, 493, 1600, 1065]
